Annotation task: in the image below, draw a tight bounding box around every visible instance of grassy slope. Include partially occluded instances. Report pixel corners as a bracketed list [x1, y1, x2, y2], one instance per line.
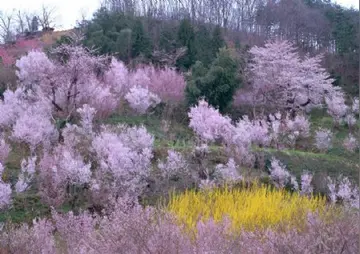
[1, 109, 358, 224]
[105, 111, 358, 182]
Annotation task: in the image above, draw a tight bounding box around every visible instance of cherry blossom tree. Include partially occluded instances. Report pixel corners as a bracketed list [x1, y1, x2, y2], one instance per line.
[11, 100, 58, 154]
[343, 134, 358, 152]
[268, 157, 298, 190]
[125, 86, 161, 114]
[91, 125, 154, 203]
[15, 45, 117, 119]
[15, 156, 36, 193]
[158, 150, 188, 179]
[315, 128, 333, 151]
[300, 171, 313, 196]
[0, 163, 12, 209]
[0, 87, 28, 128]
[247, 40, 345, 117]
[0, 137, 10, 164]
[214, 158, 243, 184]
[188, 99, 233, 142]
[140, 65, 186, 103]
[327, 176, 359, 209]
[103, 57, 130, 97]
[38, 144, 91, 207]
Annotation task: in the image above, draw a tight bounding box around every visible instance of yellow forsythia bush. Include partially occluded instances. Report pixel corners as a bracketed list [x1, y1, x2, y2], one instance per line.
[167, 184, 327, 232]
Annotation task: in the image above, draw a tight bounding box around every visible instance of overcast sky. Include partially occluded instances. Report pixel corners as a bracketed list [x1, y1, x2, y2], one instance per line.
[1, 0, 359, 31]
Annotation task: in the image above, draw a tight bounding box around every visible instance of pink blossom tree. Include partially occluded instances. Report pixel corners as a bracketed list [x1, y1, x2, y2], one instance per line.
[0, 87, 28, 128]
[0, 136, 10, 164]
[158, 150, 188, 179]
[103, 57, 130, 97]
[314, 128, 333, 152]
[15, 45, 118, 119]
[188, 99, 234, 142]
[140, 65, 186, 103]
[38, 144, 91, 207]
[91, 125, 154, 203]
[125, 86, 161, 114]
[11, 101, 58, 154]
[268, 157, 298, 190]
[343, 134, 358, 152]
[15, 156, 36, 193]
[247, 40, 344, 117]
[300, 171, 313, 196]
[327, 176, 359, 209]
[214, 158, 243, 184]
[0, 163, 12, 209]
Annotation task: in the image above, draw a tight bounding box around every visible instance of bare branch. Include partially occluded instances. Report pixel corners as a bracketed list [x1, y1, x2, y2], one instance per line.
[0, 10, 15, 43]
[37, 5, 57, 30]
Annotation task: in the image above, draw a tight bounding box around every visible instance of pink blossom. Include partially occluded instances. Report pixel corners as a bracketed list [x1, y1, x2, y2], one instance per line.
[268, 157, 297, 190]
[128, 68, 151, 88]
[0, 47, 15, 65]
[352, 97, 359, 114]
[0, 218, 55, 253]
[0, 88, 27, 128]
[0, 181, 12, 209]
[345, 114, 357, 127]
[38, 145, 91, 206]
[77, 104, 96, 135]
[327, 176, 359, 209]
[137, 65, 186, 102]
[91, 126, 154, 199]
[15, 156, 37, 193]
[247, 40, 339, 113]
[125, 86, 161, 114]
[118, 125, 154, 152]
[325, 89, 348, 123]
[0, 162, 4, 176]
[285, 114, 310, 138]
[12, 102, 58, 153]
[300, 171, 313, 195]
[315, 128, 333, 151]
[215, 158, 242, 183]
[52, 210, 97, 253]
[103, 57, 129, 96]
[188, 99, 234, 142]
[0, 137, 10, 164]
[158, 150, 188, 179]
[343, 134, 358, 152]
[199, 178, 217, 190]
[15, 50, 55, 87]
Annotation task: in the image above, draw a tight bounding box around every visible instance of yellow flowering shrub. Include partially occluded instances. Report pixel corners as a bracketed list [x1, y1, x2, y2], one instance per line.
[166, 184, 328, 232]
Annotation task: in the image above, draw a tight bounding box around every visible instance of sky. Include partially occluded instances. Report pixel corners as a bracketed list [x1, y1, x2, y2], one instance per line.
[1, 0, 359, 31]
[1, 0, 101, 30]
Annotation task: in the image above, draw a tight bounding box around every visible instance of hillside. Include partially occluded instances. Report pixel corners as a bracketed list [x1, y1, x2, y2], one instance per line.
[0, 1, 358, 252]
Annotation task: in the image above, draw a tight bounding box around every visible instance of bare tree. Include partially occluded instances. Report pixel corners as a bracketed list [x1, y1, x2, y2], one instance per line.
[37, 5, 57, 30]
[0, 11, 15, 43]
[15, 10, 38, 34]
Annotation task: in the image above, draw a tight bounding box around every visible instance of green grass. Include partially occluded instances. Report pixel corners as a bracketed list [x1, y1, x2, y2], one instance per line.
[256, 148, 359, 183]
[103, 113, 194, 143]
[0, 192, 50, 224]
[2, 110, 358, 225]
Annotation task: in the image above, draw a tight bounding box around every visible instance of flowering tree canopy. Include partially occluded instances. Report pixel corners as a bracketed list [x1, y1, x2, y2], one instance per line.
[248, 40, 345, 117]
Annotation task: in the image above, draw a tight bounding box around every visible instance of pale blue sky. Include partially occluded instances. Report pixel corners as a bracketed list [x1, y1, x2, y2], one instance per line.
[1, 0, 359, 31]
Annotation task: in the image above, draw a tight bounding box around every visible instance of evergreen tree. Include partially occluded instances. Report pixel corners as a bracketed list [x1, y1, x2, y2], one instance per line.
[194, 24, 213, 67]
[31, 16, 39, 32]
[176, 19, 197, 70]
[186, 48, 241, 112]
[131, 19, 152, 58]
[117, 28, 132, 63]
[211, 25, 225, 57]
